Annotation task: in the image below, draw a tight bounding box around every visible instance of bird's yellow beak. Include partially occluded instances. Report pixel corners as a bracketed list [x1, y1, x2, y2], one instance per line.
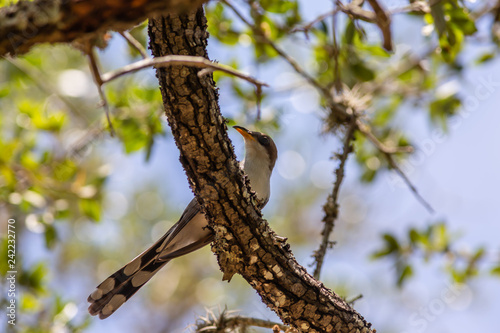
[233, 126, 256, 141]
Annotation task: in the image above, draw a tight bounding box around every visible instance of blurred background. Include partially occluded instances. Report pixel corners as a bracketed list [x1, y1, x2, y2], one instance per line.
[0, 0, 499, 332]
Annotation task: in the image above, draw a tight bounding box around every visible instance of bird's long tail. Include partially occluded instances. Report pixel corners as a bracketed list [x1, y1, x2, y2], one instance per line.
[87, 234, 170, 319]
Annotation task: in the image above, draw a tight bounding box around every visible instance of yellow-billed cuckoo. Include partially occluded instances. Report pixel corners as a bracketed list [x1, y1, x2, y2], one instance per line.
[88, 126, 278, 319]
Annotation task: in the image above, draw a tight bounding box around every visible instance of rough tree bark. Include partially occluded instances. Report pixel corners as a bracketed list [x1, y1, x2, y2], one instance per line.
[0, 0, 208, 56]
[148, 8, 374, 333]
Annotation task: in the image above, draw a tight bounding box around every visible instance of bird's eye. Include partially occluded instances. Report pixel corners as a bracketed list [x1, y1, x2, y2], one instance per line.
[258, 136, 270, 146]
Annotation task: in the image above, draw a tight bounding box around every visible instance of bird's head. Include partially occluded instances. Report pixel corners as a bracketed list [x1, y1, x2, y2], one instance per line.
[233, 125, 277, 205]
[233, 125, 278, 172]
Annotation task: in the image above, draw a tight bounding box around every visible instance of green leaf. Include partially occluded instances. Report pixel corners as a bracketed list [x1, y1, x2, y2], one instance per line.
[79, 199, 101, 221]
[361, 168, 377, 183]
[447, 6, 477, 36]
[451, 267, 465, 283]
[349, 62, 375, 82]
[44, 224, 58, 249]
[0, 237, 8, 275]
[21, 292, 42, 312]
[429, 94, 461, 130]
[119, 118, 148, 153]
[359, 44, 390, 58]
[53, 160, 77, 182]
[471, 247, 485, 262]
[372, 233, 400, 258]
[409, 228, 420, 245]
[383, 233, 400, 251]
[19, 262, 46, 292]
[259, 0, 297, 14]
[430, 223, 449, 252]
[397, 264, 413, 287]
[344, 21, 355, 45]
[491, 266, 500, 276]
[476, 52, 496, 64]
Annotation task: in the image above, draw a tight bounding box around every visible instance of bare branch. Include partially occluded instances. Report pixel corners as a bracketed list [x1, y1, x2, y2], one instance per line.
[390, 1, 431, 15]
[119, 31, 149, 59]
[356, 119, 434, 213]
[366, 0, 393, 51]
[100, 55, 268, 90]
[312, 118, 357, 279]
[87, 48, 115, 136]
[336, 0, 377, 23]
[290, 9, 338, 34]
[347, 294, 363, 305]
[331, 3, 342, 92]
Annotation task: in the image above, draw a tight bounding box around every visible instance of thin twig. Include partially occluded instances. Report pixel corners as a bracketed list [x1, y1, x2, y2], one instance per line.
[346, 294, 363, 305]
[358, 123, 414, 154]
[389, 1, 431, 15]
[100, 55, 268, 90]
[290, 9, 338, 34]
[366, 0, 393, 51]
[68, 123, 107, 159]
[336, 0, 377, 22]
[313, 118, 357, 279]
[356, 119, 434, 213]
[332, 3, 342, 92]
[87, 48, 115, 136]
[119, 31, 150, 59]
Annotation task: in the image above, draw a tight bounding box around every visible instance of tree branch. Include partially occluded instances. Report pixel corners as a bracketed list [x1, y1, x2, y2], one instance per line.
[290, 9, 338, 35]
[148, 7, 374, 333]
[120, 30, 150, 59]
[87, 47, 116, 136]
[312, 119, 356, 280]
[0, 0, 208, 56]
[366, 0, 392, 51]
[100, 55, 268, 90]
[195, 309, 296, 333]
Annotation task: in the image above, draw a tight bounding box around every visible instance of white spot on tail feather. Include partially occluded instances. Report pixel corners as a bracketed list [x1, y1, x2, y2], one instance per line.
[131, 271, 154, 287]
[124, 257, 142, 276]
[102, 294, 126, 316]
[90, 288, 103, 300]
[98, 277, 116, 295]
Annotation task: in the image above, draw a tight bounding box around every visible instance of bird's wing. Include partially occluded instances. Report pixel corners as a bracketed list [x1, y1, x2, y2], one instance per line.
[155, 198, 214, 261]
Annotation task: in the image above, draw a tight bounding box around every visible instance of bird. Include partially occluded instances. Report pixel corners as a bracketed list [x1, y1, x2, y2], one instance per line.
[87, 126, 278, 319]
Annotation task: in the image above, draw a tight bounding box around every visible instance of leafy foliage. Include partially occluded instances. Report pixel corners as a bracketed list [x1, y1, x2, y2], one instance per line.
[372, 223, 493, 286]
